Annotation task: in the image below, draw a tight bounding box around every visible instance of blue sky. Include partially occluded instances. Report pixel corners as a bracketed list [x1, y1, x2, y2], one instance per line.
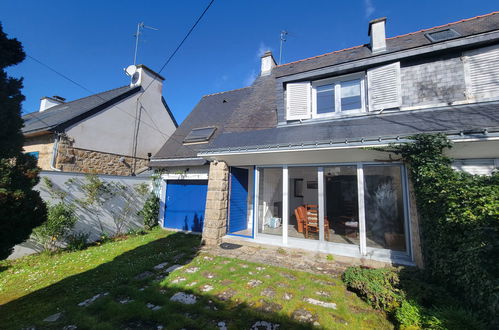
[1, 0, 497, 124]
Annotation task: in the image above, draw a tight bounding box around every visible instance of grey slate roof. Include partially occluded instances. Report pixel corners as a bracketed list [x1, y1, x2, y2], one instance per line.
[201, 101, 499, 153]
[150, 74, 277, 164]
[22, 85, 140, 134]
[274, 11, 499, 78]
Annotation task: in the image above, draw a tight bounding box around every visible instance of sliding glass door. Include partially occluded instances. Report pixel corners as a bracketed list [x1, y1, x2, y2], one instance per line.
[254, 163, 410, 257]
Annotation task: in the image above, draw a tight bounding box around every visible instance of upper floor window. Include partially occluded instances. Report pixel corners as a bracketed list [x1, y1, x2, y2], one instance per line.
[463, 44, 499, 101]
[285, 62, 401, 121]
[312, 74, 365, 117]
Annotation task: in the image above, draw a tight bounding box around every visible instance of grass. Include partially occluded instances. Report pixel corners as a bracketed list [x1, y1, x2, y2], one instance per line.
[0, 228, 392, 329]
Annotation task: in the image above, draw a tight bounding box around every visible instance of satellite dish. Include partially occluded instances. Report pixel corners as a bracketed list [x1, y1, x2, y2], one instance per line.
[125, 65, 137, 76]
[131, 72, 140, 85]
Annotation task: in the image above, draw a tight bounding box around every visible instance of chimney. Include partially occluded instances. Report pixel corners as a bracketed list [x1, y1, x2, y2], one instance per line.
[260, 51, 276, 76]
[368, 17, 387, 53]
[39, 96, 65, 112]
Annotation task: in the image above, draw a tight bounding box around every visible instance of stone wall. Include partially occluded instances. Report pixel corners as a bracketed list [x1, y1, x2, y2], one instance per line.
[23, 133, 55, 171]
[56, 136, 148, 176]
[202, 161, 229, 246]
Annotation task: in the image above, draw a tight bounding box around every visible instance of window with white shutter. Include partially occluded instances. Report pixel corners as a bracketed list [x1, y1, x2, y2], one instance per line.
[367, 62, 402, 111]
[464, 44, 499, 100]
[286, 81, 311, 120]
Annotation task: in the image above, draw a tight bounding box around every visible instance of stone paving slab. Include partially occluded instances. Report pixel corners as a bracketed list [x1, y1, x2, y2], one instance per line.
[201, 238, 391, 275]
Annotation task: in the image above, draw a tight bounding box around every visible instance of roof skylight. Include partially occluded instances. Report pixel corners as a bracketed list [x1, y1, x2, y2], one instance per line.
[425, 28, 461, 42]
[183, 127, 217, 143]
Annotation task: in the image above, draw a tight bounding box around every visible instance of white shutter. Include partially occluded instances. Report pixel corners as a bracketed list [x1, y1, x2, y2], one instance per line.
[464, 44, 499, 100]
[367, 62, 402, 111]
[286, 81, 311, 120]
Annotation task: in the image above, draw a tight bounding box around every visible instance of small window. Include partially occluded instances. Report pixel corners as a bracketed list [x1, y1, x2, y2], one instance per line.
[425, 28, 460, 42]
[312, 74, 365, 117]
[183, 127, 216, 143]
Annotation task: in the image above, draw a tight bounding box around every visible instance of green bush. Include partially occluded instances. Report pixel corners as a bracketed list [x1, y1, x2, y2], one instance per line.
[32, 202, 77, 251]
[66, 232, 90, 251]
[342, 266, 402, 312]
[376, 134, 499, 321]
[395, 300, 422, 329]
[423, 306, 486, 330]
[138, 193, 160, 230]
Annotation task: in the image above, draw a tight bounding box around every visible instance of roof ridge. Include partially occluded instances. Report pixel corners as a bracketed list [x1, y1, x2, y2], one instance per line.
[203, 86, 251, 97]
[23, 85, 130, 117]
[276, 11, 499, 69]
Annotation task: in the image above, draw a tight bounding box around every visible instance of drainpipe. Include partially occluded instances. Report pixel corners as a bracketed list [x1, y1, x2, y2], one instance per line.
[50, 134, 61, 171]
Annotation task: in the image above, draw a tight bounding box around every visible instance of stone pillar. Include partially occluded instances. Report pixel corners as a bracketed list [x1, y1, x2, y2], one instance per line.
[202, 161, 229, 246]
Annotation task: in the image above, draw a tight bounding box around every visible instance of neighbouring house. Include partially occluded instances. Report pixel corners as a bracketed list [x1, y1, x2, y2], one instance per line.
[22, 65, 178, 176]
[150, 12, 499, 266]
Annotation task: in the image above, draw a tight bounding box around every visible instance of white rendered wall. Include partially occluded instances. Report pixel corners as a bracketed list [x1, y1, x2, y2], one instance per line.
[66, 70, 176, 158]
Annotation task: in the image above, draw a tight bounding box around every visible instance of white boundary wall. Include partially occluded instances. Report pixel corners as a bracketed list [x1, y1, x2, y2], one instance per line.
[8, 171, 151, 259]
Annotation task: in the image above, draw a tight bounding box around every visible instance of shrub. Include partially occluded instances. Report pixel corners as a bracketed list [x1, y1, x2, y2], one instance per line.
[32, 202, 77, 251]
[66, 232, 90, 251]
[342, 266, 402, 312]
[376, 134, 499, 321]
[395, 300, 422, 329]
[138, 193, 160, 230]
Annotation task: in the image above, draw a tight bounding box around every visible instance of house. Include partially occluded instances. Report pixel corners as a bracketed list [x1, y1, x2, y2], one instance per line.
[22, 64, 178, 176]
[150, 12, 499, 266]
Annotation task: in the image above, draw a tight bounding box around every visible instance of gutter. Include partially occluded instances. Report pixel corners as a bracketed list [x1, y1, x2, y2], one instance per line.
[50, 134, 61, 171]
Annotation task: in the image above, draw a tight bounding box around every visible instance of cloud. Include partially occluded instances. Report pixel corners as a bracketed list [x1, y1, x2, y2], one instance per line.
[256, 42, 271, 59]
[244, 70, 258, 86]
[364, 0, 375, 18]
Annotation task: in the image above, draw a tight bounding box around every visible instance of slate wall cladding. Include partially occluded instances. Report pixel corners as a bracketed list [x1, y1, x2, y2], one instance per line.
[202, 161, 229, 246]
[56, 136, 148, 176]
[401, 54, 467, 107]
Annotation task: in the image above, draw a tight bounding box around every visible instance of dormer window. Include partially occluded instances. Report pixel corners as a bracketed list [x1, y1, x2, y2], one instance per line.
[312, 74, 365, 117]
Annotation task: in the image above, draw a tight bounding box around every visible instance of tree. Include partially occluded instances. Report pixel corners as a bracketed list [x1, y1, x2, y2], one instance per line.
[0, 23, 46, 259]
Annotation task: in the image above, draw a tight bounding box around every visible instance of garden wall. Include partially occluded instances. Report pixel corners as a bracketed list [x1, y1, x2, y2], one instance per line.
[8, 171, 151, 259]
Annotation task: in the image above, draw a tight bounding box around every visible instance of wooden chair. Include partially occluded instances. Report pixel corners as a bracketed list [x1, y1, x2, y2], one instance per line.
[296, 204, 330, 240]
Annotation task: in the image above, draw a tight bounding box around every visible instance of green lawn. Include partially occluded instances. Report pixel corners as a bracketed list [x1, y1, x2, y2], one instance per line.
[0, 229, 392, 329]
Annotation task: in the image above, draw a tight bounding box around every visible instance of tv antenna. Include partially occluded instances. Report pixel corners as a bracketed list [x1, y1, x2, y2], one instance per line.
[133, 22, 159, 65]
[279, 30, 288, 65]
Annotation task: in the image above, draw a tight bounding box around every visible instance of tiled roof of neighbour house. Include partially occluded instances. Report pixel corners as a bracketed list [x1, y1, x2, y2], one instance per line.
[149, 74, 277, 165]
[22, 85, 140, 135]
[274, 11, 499, 78]
[200, 101, 499, 154]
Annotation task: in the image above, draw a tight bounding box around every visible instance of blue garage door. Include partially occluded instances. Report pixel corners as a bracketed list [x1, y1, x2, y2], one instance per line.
[164, 180, 208, 232]
[228, 167, 250, 236]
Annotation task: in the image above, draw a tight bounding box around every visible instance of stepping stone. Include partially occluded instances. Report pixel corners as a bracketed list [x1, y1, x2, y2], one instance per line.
[44, 312, 62, 322]
[292, 308, 318, 323]
[203, 272, 216, 279]
[263, 274, 272, 279]
[240, 264, 248, 268]
[261, 287, 275, 297]
[63, 326, 77, 330]
[153, 262, 169, 270]
[200, 284, 214, 292]
[134, 271, 154, 280]
[247, 279, 262, 287]
[170, 292, 197, 304]
[283, 292, 293, 300]
[139, 286, 148, 291]
[203, 256, 213, 261]
[304, 297, 337, 309]
[280, 273, 296, 280]
[256, 266, 266, 271]
[276, 282, 289, 288]
[217, 289, 236, 301]
[187, 281, 197, 287]
[146, 303, 162, 311]
[315, 291, 330, 297]
[118, 297, 134, 304]
[256, 299, 282, 313]
[77, 292, 109, 307]
[165, 264, 183, 273]
[185, 267, 199, 273]
[250, 321, 280, 330]
[171, 277, 186, 284]
[217, 321, 227, 330]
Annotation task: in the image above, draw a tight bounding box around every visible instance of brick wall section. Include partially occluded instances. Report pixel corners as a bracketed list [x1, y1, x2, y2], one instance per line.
[56, 137, 148, 176]
[23, 134, 55, 171]
[401, 54, 466, 107]
[202, 161, 229, 246]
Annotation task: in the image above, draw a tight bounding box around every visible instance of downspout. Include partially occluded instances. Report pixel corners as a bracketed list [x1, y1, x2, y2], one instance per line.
[50, 134, 61, 171]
